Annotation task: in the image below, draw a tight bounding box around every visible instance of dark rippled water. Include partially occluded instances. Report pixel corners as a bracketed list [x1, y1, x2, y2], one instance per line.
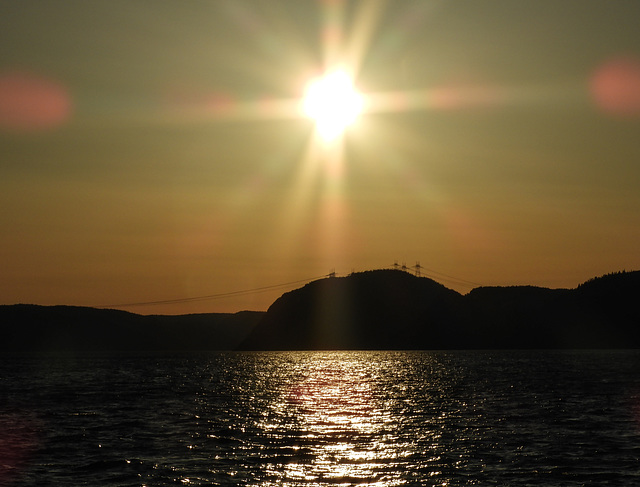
[2, 350, 640, 486]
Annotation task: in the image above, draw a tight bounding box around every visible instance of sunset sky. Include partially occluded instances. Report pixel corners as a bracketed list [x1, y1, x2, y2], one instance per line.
[2, 1, 639, 314]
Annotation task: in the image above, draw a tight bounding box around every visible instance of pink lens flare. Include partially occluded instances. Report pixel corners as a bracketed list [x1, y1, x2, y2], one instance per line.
[0, 71, 72, 132]
[0, 412, 40, 485]
[590, 57, 640, 117]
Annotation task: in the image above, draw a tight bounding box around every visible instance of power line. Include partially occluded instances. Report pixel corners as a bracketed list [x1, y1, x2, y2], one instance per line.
[98, 274, 330, 308]
[419, 267, 482, 287]
[390, 261, 482, 288]
[99, 264, 482, 309]
[422, 273, 478, 289]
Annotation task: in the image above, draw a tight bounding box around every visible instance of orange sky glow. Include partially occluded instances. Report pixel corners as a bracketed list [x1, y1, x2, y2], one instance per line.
[1, 1, 640, 314]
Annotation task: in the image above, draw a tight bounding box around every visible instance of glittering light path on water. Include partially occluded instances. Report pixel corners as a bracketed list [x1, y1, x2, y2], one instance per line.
[4, 351, 640, 486]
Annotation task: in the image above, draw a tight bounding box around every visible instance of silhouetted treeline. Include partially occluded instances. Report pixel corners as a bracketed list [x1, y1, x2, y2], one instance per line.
[240, 269, 640, 350]
[0, 305, 262, 352]
[2, 269, 639, 352]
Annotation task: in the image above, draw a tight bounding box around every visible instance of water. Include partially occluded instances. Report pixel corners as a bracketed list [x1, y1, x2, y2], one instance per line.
[2, 350, 640, 486]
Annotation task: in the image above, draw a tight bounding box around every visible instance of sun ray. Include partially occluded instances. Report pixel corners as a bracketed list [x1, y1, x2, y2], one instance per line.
[343, 0, 387, 76]
[320, 0, 346, 68]
[151, 2, 588, 284]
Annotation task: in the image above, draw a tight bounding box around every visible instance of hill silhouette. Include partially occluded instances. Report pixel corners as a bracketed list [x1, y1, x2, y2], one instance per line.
[239, 270, 466, 350]
[240, 269, 640, 350]
[0, 306, 262, 352]
[2, 270, 639, 352]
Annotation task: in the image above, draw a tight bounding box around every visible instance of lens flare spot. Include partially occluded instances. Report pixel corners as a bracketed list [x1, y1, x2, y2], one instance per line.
[591, 57, 640, 117]
[0, 72, 71, 132]
[0, 412, 40, 485]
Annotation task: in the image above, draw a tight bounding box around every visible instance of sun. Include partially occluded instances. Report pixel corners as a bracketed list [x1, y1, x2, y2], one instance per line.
[302, 70, 363, 141]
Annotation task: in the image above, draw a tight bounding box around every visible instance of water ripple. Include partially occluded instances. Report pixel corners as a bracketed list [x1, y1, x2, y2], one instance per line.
[2, 350, 640, 485]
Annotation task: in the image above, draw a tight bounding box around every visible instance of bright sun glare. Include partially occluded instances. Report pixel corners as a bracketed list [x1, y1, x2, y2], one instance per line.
[303, 70, 363, 141]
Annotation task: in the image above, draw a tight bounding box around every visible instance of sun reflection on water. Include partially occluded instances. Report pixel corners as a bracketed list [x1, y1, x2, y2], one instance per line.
[253, 352, 424, 486]
[6, 352, 636, 485]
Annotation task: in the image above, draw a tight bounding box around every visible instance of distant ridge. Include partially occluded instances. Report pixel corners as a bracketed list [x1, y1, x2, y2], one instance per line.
[240, 269, 640, 350]
[2, 270, 639, 352]
[0, 305, 262, 352]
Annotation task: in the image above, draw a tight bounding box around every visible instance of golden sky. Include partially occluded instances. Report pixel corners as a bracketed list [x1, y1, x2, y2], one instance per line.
[1, 1, 640, 314]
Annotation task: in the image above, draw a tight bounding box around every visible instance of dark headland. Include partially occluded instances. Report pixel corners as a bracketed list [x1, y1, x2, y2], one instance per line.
[2, 269, 639, 352]
[240, 269, 640, 350]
